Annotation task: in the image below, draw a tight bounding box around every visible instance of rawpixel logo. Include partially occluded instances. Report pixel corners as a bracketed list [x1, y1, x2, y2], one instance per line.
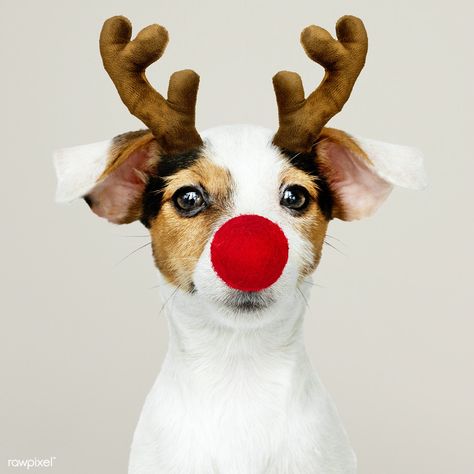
[7, 457, 56, 470]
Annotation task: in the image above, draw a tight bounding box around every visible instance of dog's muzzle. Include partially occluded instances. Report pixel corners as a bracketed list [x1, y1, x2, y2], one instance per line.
[210, 214, 289, 292]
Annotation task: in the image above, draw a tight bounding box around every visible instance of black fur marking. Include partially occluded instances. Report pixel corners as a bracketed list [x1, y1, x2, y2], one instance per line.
[222, 290, 274, 313]
[140, 148, 202, 228]
[83, 195, 93, 208]
[281, 149, 333, 220]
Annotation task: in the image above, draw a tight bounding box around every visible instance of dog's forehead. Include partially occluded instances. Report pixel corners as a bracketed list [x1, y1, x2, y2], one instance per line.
[201, 125, 285, 211]
[202, 124, 280, 169]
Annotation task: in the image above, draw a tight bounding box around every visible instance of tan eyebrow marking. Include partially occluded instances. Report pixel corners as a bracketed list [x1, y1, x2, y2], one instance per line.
[279, 163, 329, 279]
[279, 164, 319, 199]
[150, 157, 233, 290]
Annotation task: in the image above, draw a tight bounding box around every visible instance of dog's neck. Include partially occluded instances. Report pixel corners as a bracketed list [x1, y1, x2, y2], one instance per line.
[128, 276, 356, 473]
[158, 279, 311, 389]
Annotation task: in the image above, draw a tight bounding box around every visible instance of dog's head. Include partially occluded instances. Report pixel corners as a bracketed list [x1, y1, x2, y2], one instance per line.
[55, 16, 425, 316]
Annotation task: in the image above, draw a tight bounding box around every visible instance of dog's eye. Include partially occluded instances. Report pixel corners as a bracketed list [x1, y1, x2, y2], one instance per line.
[173, 186, 207, 216]
[280, 185, 310, 212]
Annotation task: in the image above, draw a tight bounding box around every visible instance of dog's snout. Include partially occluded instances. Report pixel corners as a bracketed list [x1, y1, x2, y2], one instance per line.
[210, 214, 288, 292]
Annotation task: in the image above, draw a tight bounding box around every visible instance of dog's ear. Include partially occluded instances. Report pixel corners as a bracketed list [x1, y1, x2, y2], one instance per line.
[55, 130, 158, 224]
[314, 128, 426, 221]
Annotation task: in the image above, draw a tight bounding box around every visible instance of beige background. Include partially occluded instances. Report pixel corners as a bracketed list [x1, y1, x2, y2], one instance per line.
[1, 0, 473, 472]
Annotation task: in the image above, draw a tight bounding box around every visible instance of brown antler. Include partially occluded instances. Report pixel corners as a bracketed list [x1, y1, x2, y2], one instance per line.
[272, 15, 368, 153]
[99, 16, 202, 155]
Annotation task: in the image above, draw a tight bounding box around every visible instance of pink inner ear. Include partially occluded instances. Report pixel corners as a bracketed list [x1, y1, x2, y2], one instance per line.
[86, 147, 152, 224]
[323, 142, 393, 220]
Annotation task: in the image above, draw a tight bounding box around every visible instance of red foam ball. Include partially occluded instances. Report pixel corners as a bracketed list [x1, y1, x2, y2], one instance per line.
[210, 214, 289, 292]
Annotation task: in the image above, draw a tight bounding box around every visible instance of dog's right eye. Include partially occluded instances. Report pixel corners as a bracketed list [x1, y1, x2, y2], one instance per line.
[172, 186, 208, 217]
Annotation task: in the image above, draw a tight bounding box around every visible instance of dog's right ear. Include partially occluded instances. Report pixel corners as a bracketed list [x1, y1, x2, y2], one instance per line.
[56, 17, 203, 225]
[54, 130, 158, 224]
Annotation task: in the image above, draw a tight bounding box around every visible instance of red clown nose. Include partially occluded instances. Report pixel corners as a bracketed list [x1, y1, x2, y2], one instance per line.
[210, 214, 289, 292]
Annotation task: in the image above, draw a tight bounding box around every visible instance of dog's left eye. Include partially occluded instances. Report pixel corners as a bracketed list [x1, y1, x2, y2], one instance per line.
[280, 185, 310, 212]
[173, 186, 207, 216]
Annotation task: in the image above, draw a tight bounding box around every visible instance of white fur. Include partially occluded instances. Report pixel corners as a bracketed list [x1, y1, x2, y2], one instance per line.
[354, 136, 427, 190]
[129, 278, 356, 474]
[54, 139, 112, 202]
[194, 126, 312, 312]
[54, 125, 426, 473]
[129, 126, 356, 473]
[54, 128, 426, 204]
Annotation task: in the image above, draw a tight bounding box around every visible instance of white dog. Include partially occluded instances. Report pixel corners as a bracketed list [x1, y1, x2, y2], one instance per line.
[55, 15, 425, 474]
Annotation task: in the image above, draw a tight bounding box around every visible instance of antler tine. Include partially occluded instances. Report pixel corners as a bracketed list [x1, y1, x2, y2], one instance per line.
[273, 15, 368, 153]
[100, 16, 202, 155]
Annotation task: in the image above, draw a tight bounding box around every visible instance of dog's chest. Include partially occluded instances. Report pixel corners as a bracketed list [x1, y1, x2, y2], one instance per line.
[129, 356, 353, 473]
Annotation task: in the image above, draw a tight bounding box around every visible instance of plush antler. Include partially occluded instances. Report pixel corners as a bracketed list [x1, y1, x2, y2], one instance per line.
[272, 15, 368, 153]
[99, 16, 202, 155]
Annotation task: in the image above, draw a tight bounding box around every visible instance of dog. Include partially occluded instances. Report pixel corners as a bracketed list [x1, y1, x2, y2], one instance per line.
[55, 15, 426, 474]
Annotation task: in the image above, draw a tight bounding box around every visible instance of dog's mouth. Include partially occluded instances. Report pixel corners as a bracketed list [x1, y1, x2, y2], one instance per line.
[220, 290, 275, 313]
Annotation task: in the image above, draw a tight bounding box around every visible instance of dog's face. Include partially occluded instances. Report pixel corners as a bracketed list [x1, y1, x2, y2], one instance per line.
[55, 16, 425, 319]
[82, 124, 394, 314]
[147, 126, 328, 313]
[64, 14, 419, 317]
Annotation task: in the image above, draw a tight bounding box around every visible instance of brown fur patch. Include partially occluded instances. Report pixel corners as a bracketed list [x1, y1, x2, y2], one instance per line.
[281, 127, 372, 275]
[149, 157, 233, 290]
[280, 164, 329, 279]
[318, 127, 371, 165]
[316, 128, 372, 220]
[297, 211, 328, 279]
[86, 130, 160, 224]
[100, 130, 156, 180]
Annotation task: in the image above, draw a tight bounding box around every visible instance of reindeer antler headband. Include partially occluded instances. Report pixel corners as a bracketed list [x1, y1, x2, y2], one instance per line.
[99, 16, 202, 155]
[99, 15, 368, 155]
[273, 16, 368, 152]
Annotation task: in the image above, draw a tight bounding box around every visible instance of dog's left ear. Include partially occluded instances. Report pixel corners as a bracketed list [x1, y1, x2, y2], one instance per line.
[272, 16, 426, 221]
[313, 128, 426, 221]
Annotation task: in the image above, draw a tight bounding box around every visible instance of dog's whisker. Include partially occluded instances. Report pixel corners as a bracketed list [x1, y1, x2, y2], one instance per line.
[148, 277, 191, 291]
[152, 256, 200, 265]
[324, 240, 346, 256]
[301, 279, 324, 288]
[158, 285, 182, 316]
[118, 234, 150, 238]
[115, 242, 152, 266]
[117, 249, 198, 269]
[312, 136, 330, 147]
[325, 234, 346, 246]
[297, 287, 310, 309]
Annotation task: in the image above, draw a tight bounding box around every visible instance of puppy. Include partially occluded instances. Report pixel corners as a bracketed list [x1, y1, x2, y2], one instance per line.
[55, 15, 425, 474]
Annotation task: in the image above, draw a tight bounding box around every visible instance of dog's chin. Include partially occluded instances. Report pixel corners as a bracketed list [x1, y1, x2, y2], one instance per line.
[219, 290, 275, 314]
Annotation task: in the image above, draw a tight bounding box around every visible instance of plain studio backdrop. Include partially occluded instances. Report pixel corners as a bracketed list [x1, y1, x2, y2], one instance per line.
[1, 0, 473, 472]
